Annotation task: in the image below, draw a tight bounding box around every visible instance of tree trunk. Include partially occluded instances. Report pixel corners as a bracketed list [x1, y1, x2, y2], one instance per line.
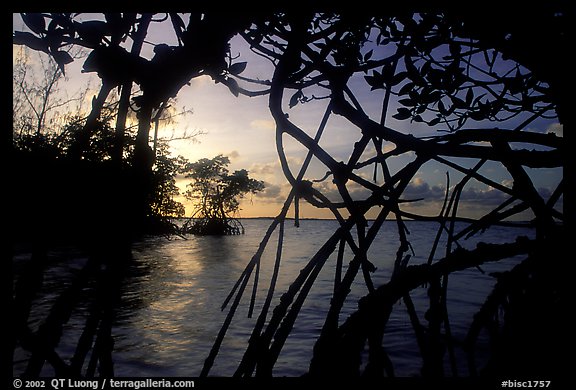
[130, 102, 155, 231]
[113, 14, 152, 165]
[67, 82, 113, 161]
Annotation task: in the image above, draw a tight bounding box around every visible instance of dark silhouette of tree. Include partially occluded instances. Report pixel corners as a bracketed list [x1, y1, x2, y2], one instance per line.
[13, 46, 90, 137]
[13, 110, 187, 228]
[199, 8, 569, 380]
[10, 110, 188, 377]
[181, 155, 264, 235]
[11, 7, 570, 381]
[13, 13, 254, 231]
[150, 141, 187, 219]
[11, 12, 260, 378]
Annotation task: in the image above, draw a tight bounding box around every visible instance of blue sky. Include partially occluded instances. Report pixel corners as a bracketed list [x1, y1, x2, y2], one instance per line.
[13, 13, 563, 220]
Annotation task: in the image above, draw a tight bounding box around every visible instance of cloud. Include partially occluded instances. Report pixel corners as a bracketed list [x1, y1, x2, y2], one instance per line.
[525, 122, 563, 137]
[258, 182, 283, 199]
[347, 180, 373, 201]
[304, 179, 373, 204]
[359, 142, 397, 162]
[306, 176, 543, 210]
[227, 150, 240, 160]
[254, 182, 290, 203]
[401, 177, 514, 207]
[458, 186, 508, 205]
[536, 186, 552, 201]
[403, 177, 445, 201]
[546, 122, 563, 137]
[188, 74, 212, 89]
[250, 161, 278, 176]
[247, 172, 562, 218]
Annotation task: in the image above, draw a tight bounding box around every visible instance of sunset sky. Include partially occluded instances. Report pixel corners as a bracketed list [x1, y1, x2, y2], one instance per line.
[13, 13, 564, 220]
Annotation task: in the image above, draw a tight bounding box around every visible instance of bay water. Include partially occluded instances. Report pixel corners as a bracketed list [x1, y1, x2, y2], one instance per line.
[13, 219, 534, 377]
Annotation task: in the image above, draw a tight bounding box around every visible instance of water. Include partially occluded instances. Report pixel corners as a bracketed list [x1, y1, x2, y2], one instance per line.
[12, 219, 534, 377]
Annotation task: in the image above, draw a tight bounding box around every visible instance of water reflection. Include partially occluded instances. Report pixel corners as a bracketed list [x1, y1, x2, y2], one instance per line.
[110, 220, 534, 377]
[113, 234, 259, 376]
[13, 220, 535, 377]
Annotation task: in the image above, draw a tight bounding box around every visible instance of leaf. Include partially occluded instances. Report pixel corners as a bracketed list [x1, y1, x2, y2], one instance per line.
[75, 20, 110, 45]
[468, 110, 486, 121]
[473, 93, 487, 106]
[449, 42, 461, 58]
[229, 62, 247, 76]
[48, 13, 74, 33]
[45, 29, 65, 53]
[504, 76, 524, 94]
[424, 90, 443, 104]
[169, 13, 186, 43]
[53, 50, 74, 66]
[388, 71, 408, 87]
[226, 78, 240, 97]
[415, 104, 427, 114]
[22, 13, 46, 35]
[170, 12, 185, 30]
[47, 18, 59, 33]
[105, 13, 123, 42]
[104, 13, 122, 25]
[419, 35, 443, 54]
[398, 98, 415, 107]
[398, 81, 415, 96]
[363, 49, 373, 62]
[421, 60, 432, 76]
[428, 117, 441, 126]
[451, 95, 468, 109]
[52, 50, 73, 75]
[392, 108, 412, 120]
[408, 88, 420, 101]
[364, 74, 383, 91]
[465, 88, 474, 105]
[13, 31, 49, 53]
[457, 115, 466, 129]
[289, 90, 303, 108]
[427, 68, 444, 87]
[404, 55, 425, 85]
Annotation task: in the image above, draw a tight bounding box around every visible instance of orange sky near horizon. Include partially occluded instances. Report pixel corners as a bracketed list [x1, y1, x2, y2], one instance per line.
[13, 13, 564, 222]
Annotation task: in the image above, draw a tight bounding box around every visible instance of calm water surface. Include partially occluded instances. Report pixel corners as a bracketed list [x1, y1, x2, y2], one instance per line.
[115, 219, 534, 377]
[14, 219, 535, 377]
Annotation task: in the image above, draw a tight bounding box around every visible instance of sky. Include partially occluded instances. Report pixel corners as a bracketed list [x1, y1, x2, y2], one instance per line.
[13, 13, 564, 221]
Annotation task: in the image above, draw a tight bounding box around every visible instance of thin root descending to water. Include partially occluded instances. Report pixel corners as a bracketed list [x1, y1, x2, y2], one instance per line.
[201, 11, 567, 380]
[10, 9, 568, 380]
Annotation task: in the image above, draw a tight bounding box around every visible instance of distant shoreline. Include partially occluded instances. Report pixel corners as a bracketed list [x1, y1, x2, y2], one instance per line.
[171, 216, 537, 228]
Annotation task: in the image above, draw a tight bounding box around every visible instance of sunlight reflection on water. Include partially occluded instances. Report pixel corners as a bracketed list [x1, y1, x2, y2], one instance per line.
[12, 220, 534, 377]
[109, 220, 534, 377]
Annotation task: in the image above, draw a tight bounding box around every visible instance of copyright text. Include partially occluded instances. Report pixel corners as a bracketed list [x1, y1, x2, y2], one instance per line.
[12, 379, 195, 390]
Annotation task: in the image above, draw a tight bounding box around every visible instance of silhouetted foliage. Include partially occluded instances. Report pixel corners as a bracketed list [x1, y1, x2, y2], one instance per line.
[12, 45, 89, 137]
[181, 155, 264, 235]
[198, 9, 568, 380]
[11, 7, 570, 381]
[150, 142, 187, 219]
[12, 111, 186, 235]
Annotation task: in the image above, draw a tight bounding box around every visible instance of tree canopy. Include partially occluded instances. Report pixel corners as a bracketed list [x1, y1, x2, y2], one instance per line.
[181, 155, 264, 235]
[11, 7, 571, 379]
